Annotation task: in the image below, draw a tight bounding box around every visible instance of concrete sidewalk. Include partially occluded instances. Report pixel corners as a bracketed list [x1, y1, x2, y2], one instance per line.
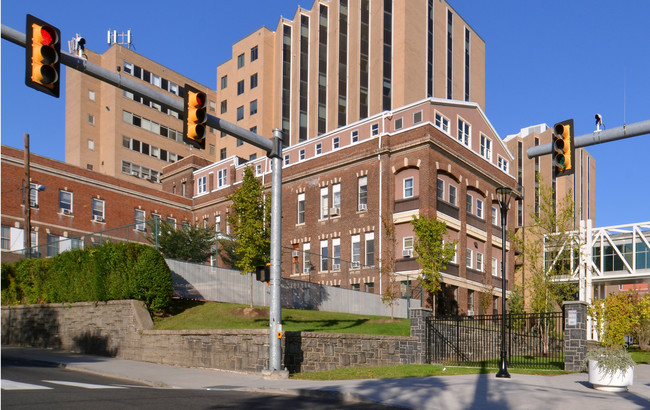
[2, 346, 649, 409]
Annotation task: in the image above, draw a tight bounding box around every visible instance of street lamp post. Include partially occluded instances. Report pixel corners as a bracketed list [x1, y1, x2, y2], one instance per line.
[496, 186, 515, 378]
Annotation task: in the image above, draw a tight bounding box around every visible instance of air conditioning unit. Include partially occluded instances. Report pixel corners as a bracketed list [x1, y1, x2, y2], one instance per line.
[329, 207, 340, 216]
[402, 249, 413, 258]
[332, 263, 341, 271]
[358, 203, 367, 211]
[292, 250, 300, 258]
[61, 208, 71, 215]
[351, 262, 360, 269]
[92, 215, 104, 222]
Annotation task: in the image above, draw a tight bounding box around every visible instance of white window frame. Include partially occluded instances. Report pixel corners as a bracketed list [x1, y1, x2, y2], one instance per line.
[320, 186, 329, 219]
[320, 239, 329, 272]
[332, 238, 341, 270]
[458, 118, 470, 146]
[134, 209, 146, 232]
[351, 130, 359, 143]
[315, 143, 322, 155]
[466, 248, 473, 269]
[365, 232, 375, 267]
[498, 155, 509, 173]
[449, 185, 457, 206]
[480, 134, 492, 161]
[299, 149, 306, 161]
[333, 136, 340, 149]
[492, 257, 499, 277]
[303, 243, 311, 273]
[466, 193, 473, 214]
[476, 252, 484, 272]
[217, 169, 228, 188]
[332, 183, 341, 211]
[351, 234, 361, 266]
[437, 178, 445, 200]
[435, 112, 450, 134]
[476, 198, 484, 219]
[371, 123, 379, 136]
[358, 176, 368, 211]
[197, 176, 207, 194]
[492, 206, 499, 226]
[297, 193, 305, 224]
[404, 177, 414, 198]
[59, 190, 73, 214]
[413, 110, 423, 124]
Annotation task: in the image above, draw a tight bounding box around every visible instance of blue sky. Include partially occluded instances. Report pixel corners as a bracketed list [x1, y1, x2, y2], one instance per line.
[2, 1, 649, 228]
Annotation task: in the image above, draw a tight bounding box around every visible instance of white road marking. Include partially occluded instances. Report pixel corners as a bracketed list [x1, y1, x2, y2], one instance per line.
[42, 380, 127, 389]
[1, 379, 53, 390]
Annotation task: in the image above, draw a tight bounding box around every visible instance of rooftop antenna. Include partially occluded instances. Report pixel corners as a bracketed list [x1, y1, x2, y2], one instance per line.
[107, 29, 135, 50]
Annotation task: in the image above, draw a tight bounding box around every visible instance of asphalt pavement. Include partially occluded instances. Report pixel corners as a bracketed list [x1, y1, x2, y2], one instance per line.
[2, 346, 649, 409]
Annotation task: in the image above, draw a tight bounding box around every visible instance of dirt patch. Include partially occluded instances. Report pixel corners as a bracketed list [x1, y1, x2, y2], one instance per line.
[230, 307, 269, 319]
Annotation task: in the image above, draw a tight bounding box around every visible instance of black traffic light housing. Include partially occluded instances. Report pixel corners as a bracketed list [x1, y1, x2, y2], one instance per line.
[183, 84, 207, 149]
[255, 264, 270, 282]
[552, 119, 575, 177]
[26, 14, 61, 98]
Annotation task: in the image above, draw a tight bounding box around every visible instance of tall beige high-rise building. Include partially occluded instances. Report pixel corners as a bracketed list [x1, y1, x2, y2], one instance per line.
[65, 45, 217, 191]
[216, 0, 485, 151]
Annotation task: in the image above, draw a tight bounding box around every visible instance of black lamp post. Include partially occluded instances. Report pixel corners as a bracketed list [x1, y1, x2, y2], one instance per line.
[496, 186, 515, 378]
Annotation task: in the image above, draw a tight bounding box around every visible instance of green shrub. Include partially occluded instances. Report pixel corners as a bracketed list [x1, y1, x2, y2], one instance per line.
[1, 242, 172, 313]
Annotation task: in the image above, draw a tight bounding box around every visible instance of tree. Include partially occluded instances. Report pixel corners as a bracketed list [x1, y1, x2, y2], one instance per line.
[411, 215, 456, 311]
[147, 219, 215, 263]
[380, 216, 400, 319]
[227, 167, 271, 308]
[513, 177, 578, 315]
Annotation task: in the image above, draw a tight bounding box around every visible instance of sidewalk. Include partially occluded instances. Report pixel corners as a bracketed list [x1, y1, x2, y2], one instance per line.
[3, 346, 649, 409]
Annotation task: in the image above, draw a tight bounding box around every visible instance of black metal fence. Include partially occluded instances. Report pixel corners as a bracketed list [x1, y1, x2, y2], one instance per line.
[426, 311, 564, 370]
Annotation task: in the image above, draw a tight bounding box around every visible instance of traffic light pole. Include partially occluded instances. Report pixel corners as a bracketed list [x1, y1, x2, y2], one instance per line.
[3, 22, 287, 377]
[528, 119, 650, 159]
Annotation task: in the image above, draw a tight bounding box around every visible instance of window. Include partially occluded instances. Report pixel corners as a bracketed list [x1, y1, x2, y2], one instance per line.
[365, 232, 375, 267]
[480, 134, 492, 161]
[299, 149, 306, 161]
[315, 143, 322, 155]
[59, 190, 73, 214]
[395, 117, 403, 130]
[449, 185, 457, 206]
[88, 114, 95, 125]
[413, 111, 423, 124]
[332, 238, 341, 270]
[87, 139, 94, 151]
[466, 194, 473, 214]
[468, 290, 474, 313]
[332, 183, 341, 212]
[250, 100, 258, 115]
[28, 183, 40, 208]
[217, 169, 228, 188]
[320, 239, 328, 271]
[284, 154, 290, 166]
[351, 130, 359, 143]
[250, 45, 258, 62]
[492, 257, 499, 277]
[476, 252, 484, 272]
[450, 242, 458, 264]
[220, 100, 227, 114]
[320, 186, 329, 219]
[404, 177, 414, 198]
[466, 248, 473, 269]
[303, 243, 311, 273]
[498, 156, 509, 173]
[88, 90, 95, 101]
[197, 176, 207, 194]
[220, 75, 228, 90]
[492, 206, 499, 226]
[371, 123, 379, 136]
[167, 217, 177, 230]
[1, 225, 10, 250]
[437, 178, 444, 200]
[237, 106, 244, 121]
[435, 113, 450, 133]
[237, 80, 245, 95]
[458, 118, 470, 146]
[358, 176, 368, 211]
[297, 193, 305, 224]
[209, 100, 216, 113]
[220, 148, 227, 160]
[476, 199, 484, 219]
[351, 234, 361, 266]
[134, 209, 146, 232]
[237, 138, 243, 147]
[237, 53, 245, 68]
[92, 198, 105, 222]
[365, 282, 374, 293]
[250, 73, 258, 89]
[333, 136, 340, 149]
[403, 236, 414, 257]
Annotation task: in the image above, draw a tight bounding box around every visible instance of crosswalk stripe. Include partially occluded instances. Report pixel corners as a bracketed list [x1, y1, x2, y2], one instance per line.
[1, 379, 53, 390]
[42, 380, 127, 389]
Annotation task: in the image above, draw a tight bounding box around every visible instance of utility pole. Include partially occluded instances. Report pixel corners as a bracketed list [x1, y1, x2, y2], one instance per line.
[23, 133, 31, 258]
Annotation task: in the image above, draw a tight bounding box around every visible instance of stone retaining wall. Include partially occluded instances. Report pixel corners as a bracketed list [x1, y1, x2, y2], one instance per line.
[1, 300, 418, 373]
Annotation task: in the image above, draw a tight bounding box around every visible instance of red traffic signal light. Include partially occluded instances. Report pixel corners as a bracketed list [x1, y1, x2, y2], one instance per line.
[26, 15, 61, 98]
[183, 84, 207, 149]
[552, 119, 575, 177]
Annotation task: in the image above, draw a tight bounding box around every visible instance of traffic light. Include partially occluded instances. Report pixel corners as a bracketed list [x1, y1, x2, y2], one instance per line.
[26, 15, 61, 98]
[255, 264, 270, 282]
[183, 84, 207, 149]
[552, 119, 575, 177]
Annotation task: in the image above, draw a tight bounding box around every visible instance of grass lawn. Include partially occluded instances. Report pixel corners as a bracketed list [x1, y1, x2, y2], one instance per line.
[629, 347, 650, 364]
[153, 299, 410, 335]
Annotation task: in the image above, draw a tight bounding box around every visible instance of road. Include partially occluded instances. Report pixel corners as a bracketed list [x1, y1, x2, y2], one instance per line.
[1, 357, 400, 409]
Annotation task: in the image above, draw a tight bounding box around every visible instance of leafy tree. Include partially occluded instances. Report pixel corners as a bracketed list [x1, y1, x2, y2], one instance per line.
[147, 220, 216, 263]
[227, 167, 271, 307]
[380, 216, 400, 319]
[411, 215, 456, 310]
